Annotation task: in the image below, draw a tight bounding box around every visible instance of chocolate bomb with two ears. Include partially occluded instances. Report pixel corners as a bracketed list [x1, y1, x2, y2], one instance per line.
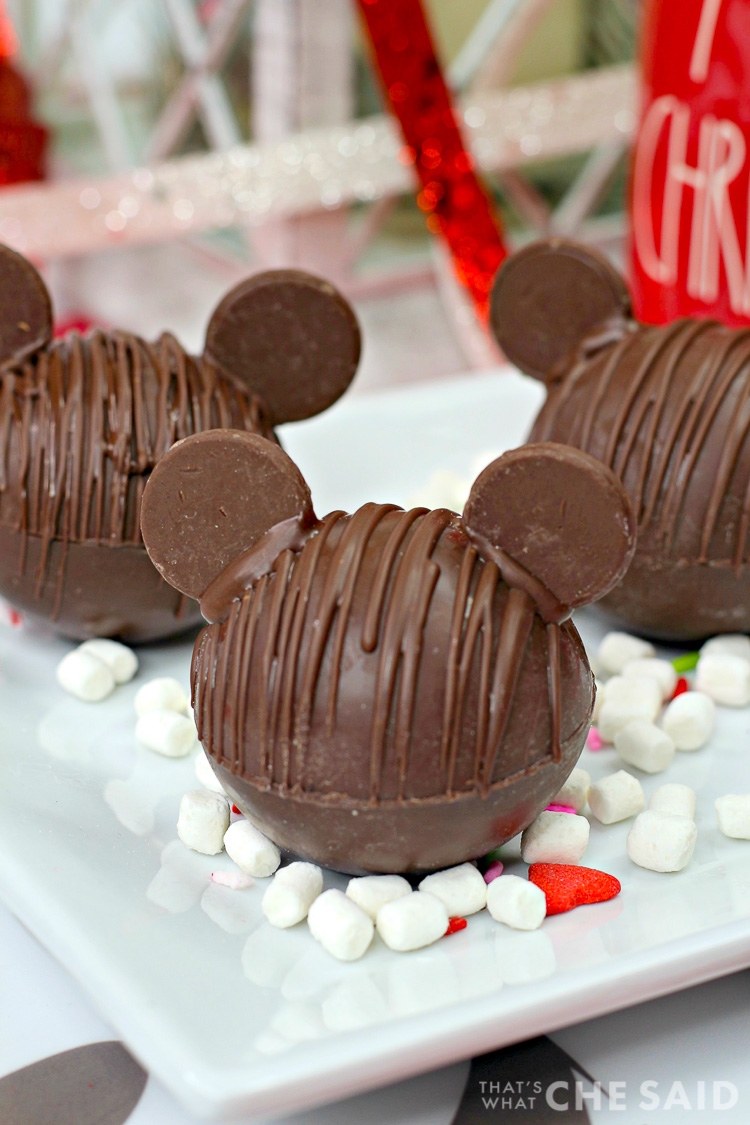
[491, 238, 750, 642]
[0, 245, 360, 641]
[140, 431, 635, 874]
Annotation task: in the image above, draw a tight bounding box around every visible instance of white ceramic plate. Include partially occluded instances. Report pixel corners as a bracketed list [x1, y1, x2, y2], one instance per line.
[2, 369, 750, 1122]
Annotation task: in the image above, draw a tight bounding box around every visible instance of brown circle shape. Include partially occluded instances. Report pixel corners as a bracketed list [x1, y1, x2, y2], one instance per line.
[140, 430, 312, 600]
[205, 270, 361, 425]
[0, 243, 52, 365]
[490, 238, 631, 380]
[464, 443, 636, 609]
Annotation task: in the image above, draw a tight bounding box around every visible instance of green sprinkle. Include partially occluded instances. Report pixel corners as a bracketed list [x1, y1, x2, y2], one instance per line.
[672, 652, 700, 672]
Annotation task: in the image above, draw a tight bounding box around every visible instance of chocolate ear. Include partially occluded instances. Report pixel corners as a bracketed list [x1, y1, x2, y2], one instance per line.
[463, 443, 636, 609]
[489, 239, 632, 381]
[140, 430, 313, 600]
[0, 243, 53, 366]
[204, 269, 361, 425]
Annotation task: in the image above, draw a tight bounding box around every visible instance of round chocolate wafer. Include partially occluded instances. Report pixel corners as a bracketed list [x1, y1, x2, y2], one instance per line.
[140, 430, 313, 599]
[204, 270, 361, 425]
[0, 243, 53, 366]
[463, 443, 636, 609]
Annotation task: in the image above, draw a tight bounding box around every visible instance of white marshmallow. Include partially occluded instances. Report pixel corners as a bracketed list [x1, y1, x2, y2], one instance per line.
[134, 677, 189, 716]
[627, 810, 697, 872]
[177, 790, 230, 855]
[614, 720, 675, 774]
[486, 874, 546, 931]
[376, 892, 448, 952]
[195, 749, 225, 793]
[407, 470, 470, 514]
[211, 870, 254, 890]
[701, 634, 750, 662]
[553, 767, 590, 813]
[649, 783, 696, 820]
[715, 794, 750, 839]
[622, 657, 677, 701]
[346, 874, 411, 920]
[592, 679, 603, 723]
[307, 889, 374, 961]
[661, 691, 715, 751]
[78, 638, 138, 684]
[520, 811, 590, 865]
[224, 819, 281, 878]
[588, 770, 644, 824]
[598, 632, 655, 675]
[262, 862, 323, 928]
[695, 652, 750, 707]
[418, 863, 487, 916]
[597, 675, 662, 741]
[56, 649, 115, 702]
[136, 709, 197, 758]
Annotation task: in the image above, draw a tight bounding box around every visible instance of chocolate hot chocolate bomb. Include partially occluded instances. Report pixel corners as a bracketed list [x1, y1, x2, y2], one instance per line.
[491, 238, 750, 642]
[141, 431, 635, 873]
[0, 245, 360, 641]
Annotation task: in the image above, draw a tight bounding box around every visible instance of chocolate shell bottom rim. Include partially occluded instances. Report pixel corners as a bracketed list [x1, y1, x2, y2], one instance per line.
[596, 557, 750, 643]
[0, 528, 202, 643]
[212, 719, 587, 876]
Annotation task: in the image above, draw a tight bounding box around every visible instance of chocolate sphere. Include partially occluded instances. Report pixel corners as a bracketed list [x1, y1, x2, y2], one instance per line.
[141, 432, 635, 874]
[491, 239, 750, 642]
[0, 248, 360, 641]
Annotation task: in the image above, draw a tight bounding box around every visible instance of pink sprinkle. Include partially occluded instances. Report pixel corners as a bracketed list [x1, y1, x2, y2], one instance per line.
[546, 803, 577, 815]
[586, 727, 605, 751]
[211, 871, 254, 890]
[483, 860, 504, 884]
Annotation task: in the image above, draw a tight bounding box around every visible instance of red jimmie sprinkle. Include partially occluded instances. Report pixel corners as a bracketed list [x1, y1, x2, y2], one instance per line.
[445, 916, 467, 936]
[356, 0, 507, 319]
[528, 863, 621, 916]
[231, 805, 242, 816]
[672, 677, 689, 698]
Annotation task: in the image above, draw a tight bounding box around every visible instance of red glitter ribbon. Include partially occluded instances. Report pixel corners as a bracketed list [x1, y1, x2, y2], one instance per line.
[356, 0, 507, 320]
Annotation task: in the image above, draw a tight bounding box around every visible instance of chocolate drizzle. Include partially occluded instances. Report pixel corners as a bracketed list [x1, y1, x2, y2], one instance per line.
[0, 330, 272, 619]
[192, 504, 584, 805]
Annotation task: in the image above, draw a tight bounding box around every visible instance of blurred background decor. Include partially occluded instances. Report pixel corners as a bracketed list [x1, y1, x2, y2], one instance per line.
[0, 0, 639, 382]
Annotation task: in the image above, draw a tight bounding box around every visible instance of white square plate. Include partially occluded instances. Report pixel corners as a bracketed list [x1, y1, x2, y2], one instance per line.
[2, 370, 750, 1121]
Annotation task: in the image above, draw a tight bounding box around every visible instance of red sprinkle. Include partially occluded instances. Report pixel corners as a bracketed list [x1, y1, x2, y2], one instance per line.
[444, 916, 467, 936]
[528, 863, 621, 916]
[672, 677, 689, 698]
[546, 803, 577, 815]
[231, 805, 242, 816]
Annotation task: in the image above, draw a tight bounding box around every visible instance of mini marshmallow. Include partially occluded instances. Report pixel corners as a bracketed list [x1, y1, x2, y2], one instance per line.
[195, 749, 225, 793]
[307, 889, 374, 961]
[695, 653, 750, 707]
[520, 811, 590, 865]
[588, 770, 644, 824]
[598, 632, 655, 676]
[486, 874, 546, 931]
[715, 794, 750, 839]
[177, 790, 230, 855]
[134, 677, 189, 717]
[592, 679, 603, 723]
[346, 874, 411, 920]
[211, 870, 254, 890]
[78, 638, 138, 684]
[553, 767, 590, 813]
[701, 634, 750, 662]
[622, 657, 677, 701]
[56, 649, 115, 702]
[597, 675, 662, 742]
[136, 709, 197, 758]
[407, 470, 470, 514]
[614, 720, 675, 774]
[418, 863, 487, 917]
[262, 862, 323, 928]
[661, 691, 715, 751]
[376, 892, 448, 952]
[224, 819, 281, 878]
[649, 783, 696, 820]
[627, 810, 697, 872]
